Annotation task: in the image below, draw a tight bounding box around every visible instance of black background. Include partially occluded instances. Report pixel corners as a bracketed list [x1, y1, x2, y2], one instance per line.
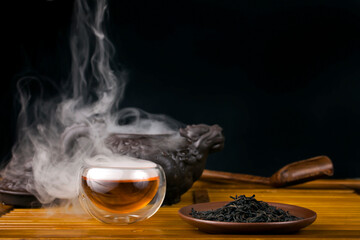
[2, 0, 360, 178]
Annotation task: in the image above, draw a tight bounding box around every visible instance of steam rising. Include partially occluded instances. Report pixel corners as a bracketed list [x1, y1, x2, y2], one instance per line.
[1, 0, 181, 205]
[84, 155, 158, 181]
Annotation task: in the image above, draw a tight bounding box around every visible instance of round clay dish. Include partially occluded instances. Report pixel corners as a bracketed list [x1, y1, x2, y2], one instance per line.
[178, 201, 316, 234]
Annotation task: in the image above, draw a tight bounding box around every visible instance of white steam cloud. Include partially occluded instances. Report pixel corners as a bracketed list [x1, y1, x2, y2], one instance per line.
[1, 0, 181, 205]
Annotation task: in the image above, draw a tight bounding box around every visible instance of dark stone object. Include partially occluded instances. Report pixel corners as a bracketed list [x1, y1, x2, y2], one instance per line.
[0, 124, 224, 207]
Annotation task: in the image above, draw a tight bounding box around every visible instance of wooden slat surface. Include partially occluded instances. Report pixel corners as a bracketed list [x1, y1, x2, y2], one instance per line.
[0, 179, 360, 239]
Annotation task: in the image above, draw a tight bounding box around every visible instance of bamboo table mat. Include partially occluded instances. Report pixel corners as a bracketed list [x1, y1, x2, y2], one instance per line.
[0, 179, 360, 239]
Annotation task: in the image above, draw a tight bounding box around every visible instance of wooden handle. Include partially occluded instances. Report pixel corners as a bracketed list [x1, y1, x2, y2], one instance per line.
[201, 169, 270, 185]
[200, 155, 334, 187]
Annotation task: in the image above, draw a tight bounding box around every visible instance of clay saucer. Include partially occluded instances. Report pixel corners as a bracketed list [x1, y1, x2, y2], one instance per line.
[0, 178, 41, 208]
[178, 201, 316, 234]
[0, 188, 41, 208]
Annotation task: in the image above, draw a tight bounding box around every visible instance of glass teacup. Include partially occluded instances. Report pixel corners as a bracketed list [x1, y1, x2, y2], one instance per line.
[79, 155, 166, 224]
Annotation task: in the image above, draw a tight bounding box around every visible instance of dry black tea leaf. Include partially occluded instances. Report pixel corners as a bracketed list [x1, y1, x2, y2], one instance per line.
[190, 195, 302, 223]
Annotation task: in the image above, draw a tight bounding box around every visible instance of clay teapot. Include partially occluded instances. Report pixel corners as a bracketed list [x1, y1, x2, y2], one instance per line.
[62, 123, 225, 205]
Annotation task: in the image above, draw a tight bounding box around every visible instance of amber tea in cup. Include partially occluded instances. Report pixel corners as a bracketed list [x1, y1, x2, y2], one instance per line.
[79, 155, 166, 224]
[82, 174, 159, 213]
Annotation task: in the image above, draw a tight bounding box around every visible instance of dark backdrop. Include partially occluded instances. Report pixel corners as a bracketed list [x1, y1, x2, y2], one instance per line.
[2, 0, 360, 178]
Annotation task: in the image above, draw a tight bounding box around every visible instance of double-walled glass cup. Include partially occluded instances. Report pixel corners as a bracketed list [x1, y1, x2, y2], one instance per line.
[79, 156, 166, 224]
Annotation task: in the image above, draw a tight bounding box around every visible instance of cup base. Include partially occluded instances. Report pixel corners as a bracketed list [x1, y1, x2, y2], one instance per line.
[101, 214, 141, 224]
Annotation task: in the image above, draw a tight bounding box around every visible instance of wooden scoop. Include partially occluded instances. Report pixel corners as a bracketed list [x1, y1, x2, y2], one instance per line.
[201, 156, 334, 187]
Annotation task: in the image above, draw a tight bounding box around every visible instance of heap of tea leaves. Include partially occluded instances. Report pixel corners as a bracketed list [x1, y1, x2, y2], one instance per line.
[190, 195, 302, 223]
